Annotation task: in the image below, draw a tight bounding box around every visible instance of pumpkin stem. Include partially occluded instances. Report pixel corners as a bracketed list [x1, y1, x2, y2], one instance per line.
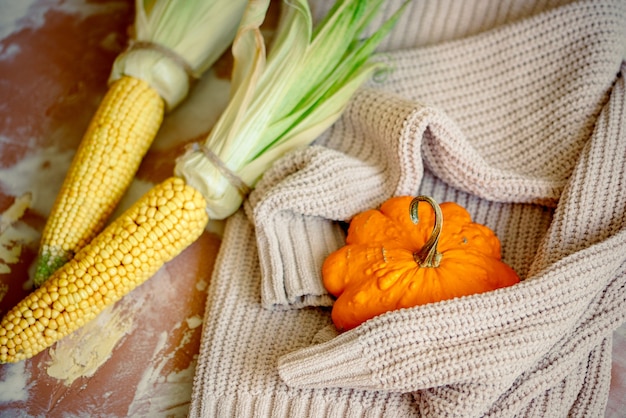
[410, 196, 443, 268]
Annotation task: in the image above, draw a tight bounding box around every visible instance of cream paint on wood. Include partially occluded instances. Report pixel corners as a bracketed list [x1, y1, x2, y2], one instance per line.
[127, 322, 201, 417]
[0, 146, 74, 218]
[0, 193, 38, 275]
[0, 0, 128, 43]
[0, 0, 40, 41]
[0, 361, 31, 403]
[0, 221, 39, 276]
[45, 297, 138, 386]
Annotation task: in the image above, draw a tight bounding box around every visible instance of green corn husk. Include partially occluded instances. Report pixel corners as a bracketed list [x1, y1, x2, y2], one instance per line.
[110, 0, 249, 110]
[176, 0, 408, 219]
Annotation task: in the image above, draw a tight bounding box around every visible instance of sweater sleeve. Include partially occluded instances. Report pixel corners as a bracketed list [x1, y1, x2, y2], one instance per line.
[248, 89, 569, 310]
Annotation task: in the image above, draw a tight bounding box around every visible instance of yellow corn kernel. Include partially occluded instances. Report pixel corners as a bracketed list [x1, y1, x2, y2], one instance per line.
[0, 177, 208, 363]
[34, 76, 165, 287]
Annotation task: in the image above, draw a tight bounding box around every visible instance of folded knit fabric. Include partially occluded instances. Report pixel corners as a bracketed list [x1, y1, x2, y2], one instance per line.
[190, 0, 626, 416]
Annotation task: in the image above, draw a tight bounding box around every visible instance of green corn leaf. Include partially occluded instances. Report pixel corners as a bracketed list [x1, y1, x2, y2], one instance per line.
[111, 0, 248, 109]
[175, 0, 408, 219]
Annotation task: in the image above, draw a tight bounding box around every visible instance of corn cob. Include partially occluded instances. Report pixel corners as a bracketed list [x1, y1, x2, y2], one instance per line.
[34, 76, 164, 287]
[1, 177, 207, 363]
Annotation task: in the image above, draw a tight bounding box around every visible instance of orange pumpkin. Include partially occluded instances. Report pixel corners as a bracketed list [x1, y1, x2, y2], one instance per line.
[322, 195, 520, 331]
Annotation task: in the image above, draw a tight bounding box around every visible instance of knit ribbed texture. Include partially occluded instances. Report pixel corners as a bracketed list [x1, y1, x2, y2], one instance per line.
[189, 211, 420, 417]
[190, 0, 626, 416]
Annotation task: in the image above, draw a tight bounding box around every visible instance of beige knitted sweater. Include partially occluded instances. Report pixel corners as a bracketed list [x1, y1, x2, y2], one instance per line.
[190, 0, 626, 416]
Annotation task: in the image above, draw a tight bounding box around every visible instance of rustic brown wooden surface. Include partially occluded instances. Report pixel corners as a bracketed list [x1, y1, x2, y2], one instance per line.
[0, 2, 223, 416]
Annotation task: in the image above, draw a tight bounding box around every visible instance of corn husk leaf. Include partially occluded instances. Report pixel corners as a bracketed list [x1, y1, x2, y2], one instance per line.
[110, 0, 248, 110]
[176, 0, 408, 219]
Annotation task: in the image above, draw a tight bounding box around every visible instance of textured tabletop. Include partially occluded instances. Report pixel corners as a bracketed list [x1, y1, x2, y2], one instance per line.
[0, 1, 224, 416]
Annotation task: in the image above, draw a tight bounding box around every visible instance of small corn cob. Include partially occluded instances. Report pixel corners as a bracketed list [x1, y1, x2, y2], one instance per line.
[1, 177, 207, 363]
[34, 76, 164, 286]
